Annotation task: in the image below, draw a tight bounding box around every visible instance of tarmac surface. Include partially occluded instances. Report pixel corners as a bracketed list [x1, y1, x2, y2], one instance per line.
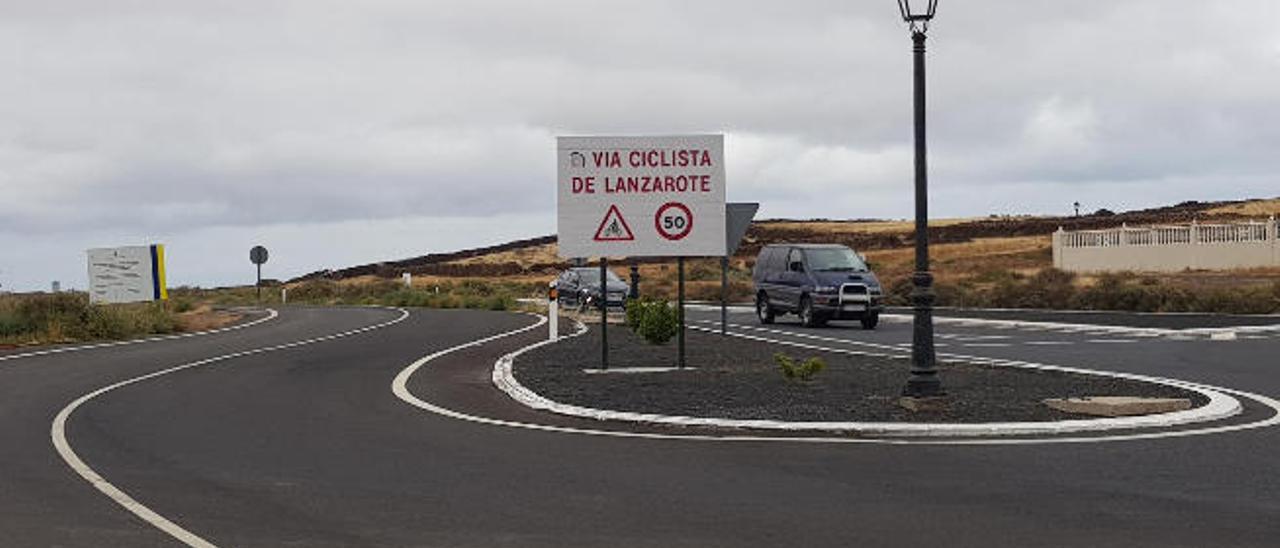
[4, 305, 1280, 547]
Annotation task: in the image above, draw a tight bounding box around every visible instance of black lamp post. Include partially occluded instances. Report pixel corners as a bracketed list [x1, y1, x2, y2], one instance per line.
[898, 0, 943, 398]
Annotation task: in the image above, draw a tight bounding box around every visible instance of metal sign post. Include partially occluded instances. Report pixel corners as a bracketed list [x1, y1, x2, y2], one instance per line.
[600, 258, 609, 370]
[678, 257, 686, 368]
[720, 256, 728, 336]
[250, 245, 269, 304]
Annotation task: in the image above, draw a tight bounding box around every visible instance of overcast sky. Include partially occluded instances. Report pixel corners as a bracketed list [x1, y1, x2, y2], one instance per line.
[2, 1, 1278, 291]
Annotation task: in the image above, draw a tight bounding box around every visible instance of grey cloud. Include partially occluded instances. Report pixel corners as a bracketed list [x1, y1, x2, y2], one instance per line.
[1, 1, 1278, 288]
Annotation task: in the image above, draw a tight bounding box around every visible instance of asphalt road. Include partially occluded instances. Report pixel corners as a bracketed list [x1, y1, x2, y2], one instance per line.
[4, 305, 1280, 547]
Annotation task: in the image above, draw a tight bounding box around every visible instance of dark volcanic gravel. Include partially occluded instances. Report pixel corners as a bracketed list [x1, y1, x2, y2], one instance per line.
[515, 327, 1206, 423]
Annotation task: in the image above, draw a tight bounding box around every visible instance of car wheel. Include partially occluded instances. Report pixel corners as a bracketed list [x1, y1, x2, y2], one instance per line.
[756, 293, 775, 324]
[860, 313, 879, 330]
[798, 295, 822, 327]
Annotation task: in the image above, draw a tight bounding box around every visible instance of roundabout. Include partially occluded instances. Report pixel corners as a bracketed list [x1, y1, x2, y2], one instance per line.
[390, 313, 1280, 446]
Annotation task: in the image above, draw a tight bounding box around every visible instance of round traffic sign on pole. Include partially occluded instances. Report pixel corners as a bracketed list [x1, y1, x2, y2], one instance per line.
[250, 245, 269, 265]
[654, 202, 694, 241]
[249, 245, 269, 304]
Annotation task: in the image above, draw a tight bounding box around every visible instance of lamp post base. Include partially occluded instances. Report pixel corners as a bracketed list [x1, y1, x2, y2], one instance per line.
[903, 270, 943, 397]
[902, 376, 944, 398]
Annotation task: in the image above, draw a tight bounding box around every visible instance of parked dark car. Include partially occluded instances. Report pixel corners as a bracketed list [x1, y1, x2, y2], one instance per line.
[555, 267, 629, 311]
[752, 243, 883, 329]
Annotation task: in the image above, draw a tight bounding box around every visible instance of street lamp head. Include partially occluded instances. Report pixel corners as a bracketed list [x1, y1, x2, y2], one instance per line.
[897, 0, 938, 33]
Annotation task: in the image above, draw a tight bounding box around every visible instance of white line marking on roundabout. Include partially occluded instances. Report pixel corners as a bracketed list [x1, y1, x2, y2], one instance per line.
[52, 307, 409, 548]
[499, 322, 1241, 436]
[394, 315, 1280, 446]
[2, 308, 280, 365]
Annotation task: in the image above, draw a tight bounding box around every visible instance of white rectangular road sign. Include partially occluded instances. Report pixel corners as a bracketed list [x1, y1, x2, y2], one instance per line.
[87, 244, 168, 304]
[557, 134, 726, 258]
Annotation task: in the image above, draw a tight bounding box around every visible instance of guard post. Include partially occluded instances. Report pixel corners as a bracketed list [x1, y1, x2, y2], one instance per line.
[548, 280, 559, 342]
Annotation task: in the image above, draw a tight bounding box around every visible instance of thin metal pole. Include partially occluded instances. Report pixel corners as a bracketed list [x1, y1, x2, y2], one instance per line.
[629, 263, 640, 300]
[600, 258, 608, 370]
[720, 256, 728, 335]
[904, 29, 942, 397]
[256, 263, 262, 304]
[678, 257, 686, 368]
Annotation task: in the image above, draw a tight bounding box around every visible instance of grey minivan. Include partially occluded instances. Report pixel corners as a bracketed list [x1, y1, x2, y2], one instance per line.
[752, 243, 883, 329]
[555, 267, 629, 311]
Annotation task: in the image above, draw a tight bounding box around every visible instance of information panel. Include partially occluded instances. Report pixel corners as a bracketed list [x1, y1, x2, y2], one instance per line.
[557, 135, 726, 258]
[87, 244, 168, 304]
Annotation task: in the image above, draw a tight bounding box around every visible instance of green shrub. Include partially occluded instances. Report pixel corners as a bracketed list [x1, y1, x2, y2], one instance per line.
[774, 352, 826, 382]
[624, 298, 644, 330]
[626, 298, 679, 345]
[0, 313, 27, 337]
[0, 293, 180, 343]
[172, 298, 196, 313]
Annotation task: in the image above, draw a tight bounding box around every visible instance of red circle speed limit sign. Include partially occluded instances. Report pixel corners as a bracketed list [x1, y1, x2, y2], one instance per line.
[654, 202, 694, 241]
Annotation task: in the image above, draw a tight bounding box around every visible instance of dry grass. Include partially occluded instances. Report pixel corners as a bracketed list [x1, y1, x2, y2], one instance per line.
[308, 205, 1280, 312]
[865, 236, 1053, 282]
[175, 305, 242, 332]
[760, 218, 977, 234]
[1206, 198, 1280, 217]
[452, 243, 559, 265]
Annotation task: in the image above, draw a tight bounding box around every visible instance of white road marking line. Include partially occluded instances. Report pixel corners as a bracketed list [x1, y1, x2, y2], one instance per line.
[2, 309, 280, 364]
[956, 335, 1013, 340]
[395, 317, 1280, 446]
[1025, 341, 1073, 346]
[961, 343, 1012, 348]
[500, 323, 1244, 437]
[1087, 339, 1138, 344]
[52, 307, 409, 548]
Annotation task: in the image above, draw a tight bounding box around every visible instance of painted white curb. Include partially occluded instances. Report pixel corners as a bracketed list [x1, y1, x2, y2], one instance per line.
[493, 322, 1244, 438]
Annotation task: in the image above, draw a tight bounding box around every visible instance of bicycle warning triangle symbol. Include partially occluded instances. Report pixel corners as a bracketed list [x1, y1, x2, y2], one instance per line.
[593, 204, 635, 242]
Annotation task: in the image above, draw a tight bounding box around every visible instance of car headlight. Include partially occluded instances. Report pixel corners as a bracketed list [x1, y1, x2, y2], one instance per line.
[814, 285, 838, 293]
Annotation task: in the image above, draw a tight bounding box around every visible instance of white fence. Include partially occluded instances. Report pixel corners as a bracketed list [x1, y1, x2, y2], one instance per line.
[1053, 218, 1279, 272]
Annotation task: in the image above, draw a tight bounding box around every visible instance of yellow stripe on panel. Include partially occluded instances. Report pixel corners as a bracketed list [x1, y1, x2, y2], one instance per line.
[156, 244, 169, 300]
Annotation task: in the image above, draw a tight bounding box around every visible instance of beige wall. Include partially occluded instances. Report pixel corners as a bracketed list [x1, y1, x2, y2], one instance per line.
[1053, 221, 1279, 273]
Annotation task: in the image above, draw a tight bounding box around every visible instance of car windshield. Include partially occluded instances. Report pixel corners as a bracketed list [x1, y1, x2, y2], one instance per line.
[577, 270, 624, 283]
[805, 248, 868, 272]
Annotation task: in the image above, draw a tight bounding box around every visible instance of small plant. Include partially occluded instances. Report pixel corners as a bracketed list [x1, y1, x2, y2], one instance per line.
[624, 298, 644, 330]
[774, 352, 826, 382]
[625, 298, 678, 345]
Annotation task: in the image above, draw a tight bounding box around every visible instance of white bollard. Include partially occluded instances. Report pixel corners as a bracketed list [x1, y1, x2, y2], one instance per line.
[403, 272, 412, 287]
[548, 282, 559, 342]
[281, 287, 288, 304]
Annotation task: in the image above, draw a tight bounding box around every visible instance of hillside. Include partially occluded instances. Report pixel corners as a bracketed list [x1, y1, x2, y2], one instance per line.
[292, 197, 1279, 284]
[266, 196, 1280, 313]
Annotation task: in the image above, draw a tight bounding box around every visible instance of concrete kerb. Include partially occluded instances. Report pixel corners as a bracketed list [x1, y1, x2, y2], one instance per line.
[492, 317, 1245, 438]
[684, 303, 1280, 340]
